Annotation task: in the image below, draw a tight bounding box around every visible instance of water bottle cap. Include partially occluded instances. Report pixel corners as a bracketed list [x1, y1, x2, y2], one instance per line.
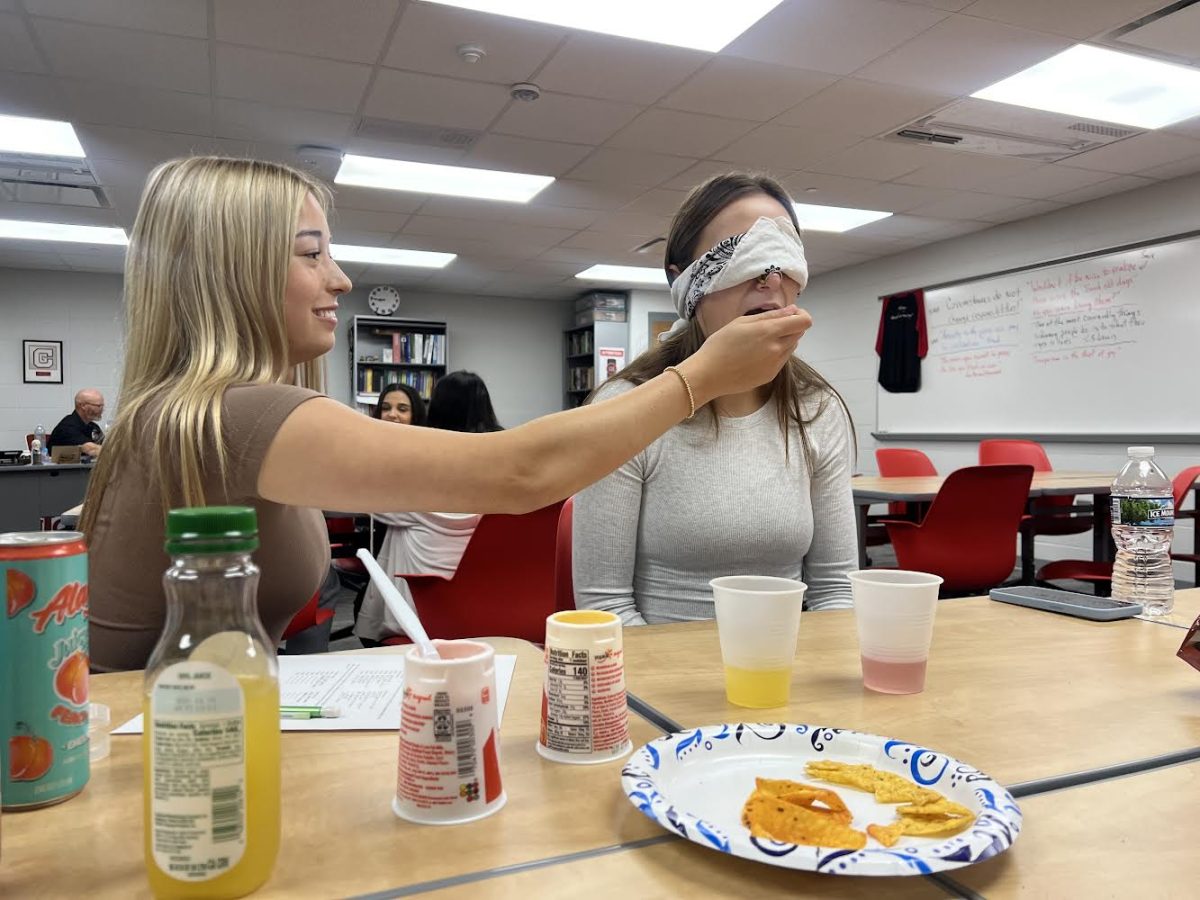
[165, 505, 259, 554]
[1127, 446, 1155, 458]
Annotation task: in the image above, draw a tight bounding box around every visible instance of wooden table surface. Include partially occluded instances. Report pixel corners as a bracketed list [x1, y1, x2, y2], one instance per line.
[0, 639, 665, 899]
[620, 593, 1200, 788]
[1139, 587, 1200, 630]
[852, 471, 1114, 502]
[955, 761, 1199, 897]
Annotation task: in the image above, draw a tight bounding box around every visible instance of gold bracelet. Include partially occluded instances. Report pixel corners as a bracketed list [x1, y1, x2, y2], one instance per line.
[664, 366, 695, 420]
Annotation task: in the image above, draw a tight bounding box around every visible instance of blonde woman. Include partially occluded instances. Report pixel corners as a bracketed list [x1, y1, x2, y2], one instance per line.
[82, 157, 812, 671]
[573, 173, 858, 626]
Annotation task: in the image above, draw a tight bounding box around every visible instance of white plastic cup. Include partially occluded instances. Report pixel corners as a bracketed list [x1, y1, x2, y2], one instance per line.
[537, 610, 632, 765]
[848, 570, 943, 695]
[88, 702, 111, 762]
[710, 576, 806, 708]
[393, 639, 506, 825]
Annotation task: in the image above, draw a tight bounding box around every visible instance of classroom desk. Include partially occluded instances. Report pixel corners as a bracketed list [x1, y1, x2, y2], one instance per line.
[0, 463, 92, 532]
[1140, 587, 1200, 630]
[620, 593, 1200, 788]
[852, 471, 1115, 576]
[0, 639, 666, 899]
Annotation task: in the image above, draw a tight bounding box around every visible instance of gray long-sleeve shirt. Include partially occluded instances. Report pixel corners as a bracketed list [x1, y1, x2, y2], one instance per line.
[573, 380, 857, 625]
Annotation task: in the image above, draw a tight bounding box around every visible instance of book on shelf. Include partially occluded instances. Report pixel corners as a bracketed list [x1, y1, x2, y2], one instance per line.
[356, 366, 439, 401]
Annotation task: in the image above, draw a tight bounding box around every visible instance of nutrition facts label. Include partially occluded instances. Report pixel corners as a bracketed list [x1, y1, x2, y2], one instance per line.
[544, 647, 592, 752]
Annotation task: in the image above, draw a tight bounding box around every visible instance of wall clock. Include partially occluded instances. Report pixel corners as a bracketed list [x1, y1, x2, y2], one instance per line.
[368, 285, 401, 316]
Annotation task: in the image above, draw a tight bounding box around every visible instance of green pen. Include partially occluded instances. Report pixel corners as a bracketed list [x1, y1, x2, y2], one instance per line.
[280, 705, 342, 720]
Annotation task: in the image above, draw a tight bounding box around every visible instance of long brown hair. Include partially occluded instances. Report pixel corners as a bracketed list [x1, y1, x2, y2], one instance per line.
[81, 157, 331, 535]
[607, 172, 852, 465]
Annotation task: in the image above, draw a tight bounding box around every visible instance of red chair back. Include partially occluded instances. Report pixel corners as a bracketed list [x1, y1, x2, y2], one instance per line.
[1172, 465, 1200, 511]
[885, 465, 1034, 592]
[282, 590, 334, 640]
[555, 497, 575, 612]
[876, 448, 937, 517]
[978, 439, 1086, 528]
[403, 502, 566, 644]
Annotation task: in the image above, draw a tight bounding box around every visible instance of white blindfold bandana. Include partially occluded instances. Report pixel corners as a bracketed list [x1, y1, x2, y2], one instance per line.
[663, 215, 808, 341]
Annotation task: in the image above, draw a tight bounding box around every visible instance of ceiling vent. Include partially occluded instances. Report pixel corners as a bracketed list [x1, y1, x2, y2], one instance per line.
[355, 118, 481, 150]
[0, 153, 109, 208]
[890, 99, 1141, 162]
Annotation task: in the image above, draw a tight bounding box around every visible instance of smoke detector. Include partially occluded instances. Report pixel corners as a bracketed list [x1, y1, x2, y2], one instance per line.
[457, 43, 486, 64]
[510, 82, 542, 102]
[295, 145, 344, 179]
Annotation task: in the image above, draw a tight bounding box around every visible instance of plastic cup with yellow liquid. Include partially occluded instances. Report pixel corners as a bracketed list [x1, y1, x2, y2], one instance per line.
[709, 576, 806, 709]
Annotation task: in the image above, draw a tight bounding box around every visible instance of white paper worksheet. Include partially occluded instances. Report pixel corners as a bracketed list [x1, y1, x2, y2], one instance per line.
[113, 653, 518, 734]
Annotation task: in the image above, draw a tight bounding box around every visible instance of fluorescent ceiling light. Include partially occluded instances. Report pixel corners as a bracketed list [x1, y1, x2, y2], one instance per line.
[417, 0, 783, 52]
[336, 154, 553, 203]
[0, 219, 126, 245]
[0, 114, 86, 158]
[576, 264, 668, 286]
[971, 44, 1200, 129]
[330, 244, 455, 268]
[792, 203, 892, 233]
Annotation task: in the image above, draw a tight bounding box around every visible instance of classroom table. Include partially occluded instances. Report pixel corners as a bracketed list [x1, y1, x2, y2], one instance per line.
[0, 462, 92, 532]
[852, 471, 1116, 577]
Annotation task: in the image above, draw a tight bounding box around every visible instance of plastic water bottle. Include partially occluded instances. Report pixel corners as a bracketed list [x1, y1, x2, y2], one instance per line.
[1110, 446, 1174, 615]
[33, 424, 48, 461]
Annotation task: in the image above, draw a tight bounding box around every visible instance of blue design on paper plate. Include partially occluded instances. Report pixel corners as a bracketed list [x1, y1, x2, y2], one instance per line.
[646, 743, 660, 770]
[675, 729, 704, 759]
[884, 739, 950, 786]
[696, 819, 731, 853]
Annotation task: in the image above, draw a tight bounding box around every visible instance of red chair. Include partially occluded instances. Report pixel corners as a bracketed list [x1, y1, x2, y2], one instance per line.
[883, 465, 1034, 594]
[876, 448, 937, 517]
[282, 590, 335, 640]
[555, 497, 575, 611]
[1039, 464, 1200, 590]
[385, 501, 569, 645]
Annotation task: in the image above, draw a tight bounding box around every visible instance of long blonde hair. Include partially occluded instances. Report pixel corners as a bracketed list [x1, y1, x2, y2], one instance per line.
[82, 157, 331, 535]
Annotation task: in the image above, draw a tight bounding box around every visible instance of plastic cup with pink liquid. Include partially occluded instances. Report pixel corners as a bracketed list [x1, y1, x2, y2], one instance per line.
[848, 570, 943, 695]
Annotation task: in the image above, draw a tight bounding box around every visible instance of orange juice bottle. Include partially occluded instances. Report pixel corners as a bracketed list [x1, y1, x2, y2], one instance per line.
[143, 507, 280, 899]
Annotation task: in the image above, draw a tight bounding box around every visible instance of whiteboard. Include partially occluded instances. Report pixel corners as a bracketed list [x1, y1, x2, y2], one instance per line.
[875, 233, 1200, 437]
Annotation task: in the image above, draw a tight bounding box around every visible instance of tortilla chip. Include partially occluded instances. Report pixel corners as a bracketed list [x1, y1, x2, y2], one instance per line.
[806, 761, 943, 805]
[896, 798, 973, 819]
[742, 790, 867, 850]
[867, 822, 904, 848]
[890, 814, 973, 838]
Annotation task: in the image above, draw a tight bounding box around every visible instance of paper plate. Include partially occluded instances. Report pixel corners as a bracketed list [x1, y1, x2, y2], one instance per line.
[620, 723, 1021, 877]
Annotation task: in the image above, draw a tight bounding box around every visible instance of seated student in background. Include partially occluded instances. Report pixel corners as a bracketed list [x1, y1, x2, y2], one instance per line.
[427, 370, 504, 432]
[374, 382, 426, 426]
[573, 172, 857, 626]
[49, 388, 106, 459]
[82, 157, 809, 671]
[355, 374, 501, 643]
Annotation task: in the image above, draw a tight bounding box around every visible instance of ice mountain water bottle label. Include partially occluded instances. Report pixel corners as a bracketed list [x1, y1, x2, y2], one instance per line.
[1111, 495, 1174, 527]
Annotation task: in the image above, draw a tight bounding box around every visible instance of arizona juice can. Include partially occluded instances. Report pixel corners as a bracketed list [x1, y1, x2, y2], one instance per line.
[1, 532, 90, 809]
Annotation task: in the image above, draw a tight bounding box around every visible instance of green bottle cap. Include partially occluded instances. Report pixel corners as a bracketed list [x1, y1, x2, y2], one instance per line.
[165, 506, 259, 554]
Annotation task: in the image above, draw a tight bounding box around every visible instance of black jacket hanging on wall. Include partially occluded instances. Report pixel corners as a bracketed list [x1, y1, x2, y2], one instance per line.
[875, 289, 927, 393]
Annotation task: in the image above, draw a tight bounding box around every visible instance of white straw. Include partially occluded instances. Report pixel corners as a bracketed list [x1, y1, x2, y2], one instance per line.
[355, 548, 440, 658]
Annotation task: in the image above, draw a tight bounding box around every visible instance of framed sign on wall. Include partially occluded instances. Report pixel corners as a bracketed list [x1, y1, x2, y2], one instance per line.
[23, 339, 63, 384]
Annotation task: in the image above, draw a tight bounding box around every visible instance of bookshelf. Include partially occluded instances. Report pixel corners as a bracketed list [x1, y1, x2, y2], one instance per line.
[563, 320, 628, 409]
[350, 315, 447, 413]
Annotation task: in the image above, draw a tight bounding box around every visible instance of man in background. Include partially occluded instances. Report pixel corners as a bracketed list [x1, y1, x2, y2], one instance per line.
[49, 388, 106, 459]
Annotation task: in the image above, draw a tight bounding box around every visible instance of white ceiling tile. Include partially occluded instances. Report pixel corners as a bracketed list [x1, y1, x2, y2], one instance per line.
[0, 13, 47, 73]
[606, 109, 755, 157]
[1137, 154, 1200, 181]
[1064, 132, 1200, 175]
[1165, 115, 1200, 140]
[328, 228, 398, 247]
[63, 80, 213, 135]
[783, 172, 951, 212]
[532, 178, 647, 211]
[492, 91, 641, 145]
[384, 1, 563, 85]
[660, 160, 754, 192]
[660, 58, 836, 123]
[894, 152, 1043, 191]
[908, 189, 1034, 219]
[534, 33, 706, 104]
[213, 98, 353, 146]
[974, 197, 1067, 223]
[619, 188, 689, 216]
[421, 196, 601, 230]
[558, 229, 656, 254]
[364, 69, 510, 130]
[961, 0, 1162, 40]
[215, 44, 372, 113]
[726, 0, 949, 76]
[1116, 2, 1200, 61]
[979, 164, 1119, 200]
[847, 214, 968, 239]
[0, 200, 120, 226]
[331, 184, 430, 215]
[774, 78, 954, 136]
[0, 249, 68, 268]
[713, 124, 859, 170]
[329, 206, 407, 235]
[25, 0, 208, 37]
[901, 0, 972, 9]
[807, 138, 940, 180]
[0, 71, 67, 117]
[586, 210, 672, 236]
[565, 148, 695, 188]
[77, 126, 227, 168]
[853, 15, 1070, 95]
[341, 135, 469, 166]
[462, 134, 592, 176]
[215, 0, 397, 63]
[402, 215, 575, 254]
[34, 18, 208, 93]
